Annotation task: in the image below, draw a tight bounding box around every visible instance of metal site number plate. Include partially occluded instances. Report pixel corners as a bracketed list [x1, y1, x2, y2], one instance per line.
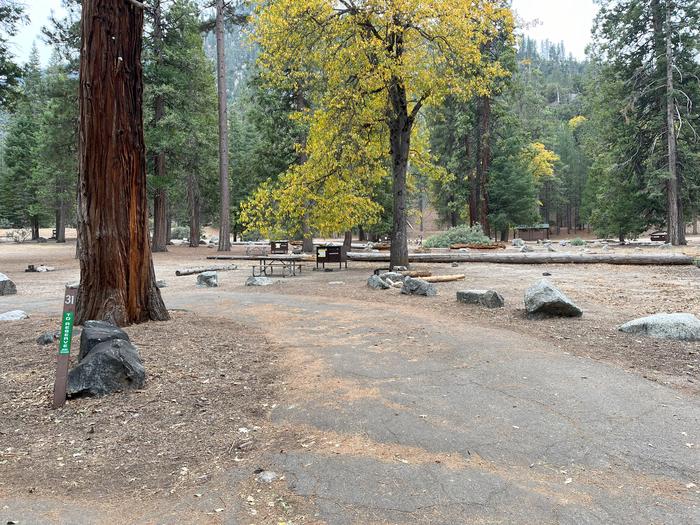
[52, 286, 78, 409]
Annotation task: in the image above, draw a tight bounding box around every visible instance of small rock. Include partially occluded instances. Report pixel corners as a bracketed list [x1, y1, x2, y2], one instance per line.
[520, 245, 532, 253]
[197, 271, 218, 288]
[367, 275, 390, 290]
[524, 279, 582, 319]
[512, 238, 525, 247]
[559, 240, 568, 247]
[255, 470, 277, 483]
[457, 290, 504, 309]
[542, 272, 552, 277]
[0, 310, 28, 321]
[619, 313, 700, 341]
[246, 276, 274, 287]
[393, 266, 408, 272]
[328, 281, 345, 286]
[547, 244, 556, 252]
[156, 279, 167, 288]
[37, 331, 59, 345]
[401, 277, 437, 297]
[451, 262, 459, 268]
[67, 339, 145, 397]
[0, 273, 17, 296]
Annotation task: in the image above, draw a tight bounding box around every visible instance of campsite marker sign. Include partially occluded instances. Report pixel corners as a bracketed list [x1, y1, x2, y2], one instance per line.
[52, 285, 78, 409]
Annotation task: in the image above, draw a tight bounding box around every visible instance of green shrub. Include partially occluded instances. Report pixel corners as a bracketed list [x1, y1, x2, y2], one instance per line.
[570, 237, 586, 246]
[423, 224, 490, 248]
[170, 226, 190, 240]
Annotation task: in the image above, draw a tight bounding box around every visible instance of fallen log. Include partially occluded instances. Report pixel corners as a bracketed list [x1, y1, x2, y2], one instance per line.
[175, 264, 238, 276]
[401, 270, 432, 278]
[422, 274, 466, 283]
[450, 243, 506, 250]
[348, 252, 695, 266]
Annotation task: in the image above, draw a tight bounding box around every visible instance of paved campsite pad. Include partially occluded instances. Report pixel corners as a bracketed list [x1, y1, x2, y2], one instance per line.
[1, 242, 700, 523]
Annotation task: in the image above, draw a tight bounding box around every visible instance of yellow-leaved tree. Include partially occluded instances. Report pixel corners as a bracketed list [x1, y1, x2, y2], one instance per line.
[247, 0, 513, 268]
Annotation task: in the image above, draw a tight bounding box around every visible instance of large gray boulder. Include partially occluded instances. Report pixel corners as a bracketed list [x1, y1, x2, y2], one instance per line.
[246, 276, 274, 287]
[79, 320, 130, 361]
[524, 279, 582, 318]
[0, 310, 28, 321]
[512, 238, 525, 248]
[67, 339, 145, 397]
[197, 271, 218, 287]
[0, 273, 16, 296]
[367, 275, 391, 290]
[401, 277, 437, 297]
[457, 290, 504, 309]
[619, 313, 700, 341]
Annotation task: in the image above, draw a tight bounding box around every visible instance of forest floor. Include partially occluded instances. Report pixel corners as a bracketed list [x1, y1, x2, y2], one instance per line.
[0, 240, 699, 524]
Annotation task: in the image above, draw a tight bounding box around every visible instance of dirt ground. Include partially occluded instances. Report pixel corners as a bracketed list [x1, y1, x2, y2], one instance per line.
[1, 239, 699, 522]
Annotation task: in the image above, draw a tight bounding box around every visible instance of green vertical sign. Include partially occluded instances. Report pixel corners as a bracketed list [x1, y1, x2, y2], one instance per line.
[59, 311, 75, 355]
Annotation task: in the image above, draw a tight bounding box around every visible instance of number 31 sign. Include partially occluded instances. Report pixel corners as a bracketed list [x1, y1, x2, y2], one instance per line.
[52, 285, 78, 409]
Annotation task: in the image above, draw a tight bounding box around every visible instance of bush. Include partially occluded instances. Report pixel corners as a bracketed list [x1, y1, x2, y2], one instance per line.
[9, 229, 31, 243]
[570, 237, 586, 246]
[423, 224, 491, 248]
[170, 226, 190, 240]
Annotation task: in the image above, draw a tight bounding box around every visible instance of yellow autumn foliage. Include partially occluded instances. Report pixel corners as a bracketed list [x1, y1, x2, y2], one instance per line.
[242, 0, 514, 237]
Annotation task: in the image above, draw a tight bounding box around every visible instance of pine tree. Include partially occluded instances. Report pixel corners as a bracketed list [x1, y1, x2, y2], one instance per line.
[0, 0, 25, 108]
[587, 0, 700, 244]
[0, 46, 48, 236]
[35, 53, 78, 242]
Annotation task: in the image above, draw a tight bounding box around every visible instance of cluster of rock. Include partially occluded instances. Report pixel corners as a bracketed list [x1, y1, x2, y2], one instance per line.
[367, 271, 436, 296]
[453, 279, 583, 317]
[67, 320, 145, 397]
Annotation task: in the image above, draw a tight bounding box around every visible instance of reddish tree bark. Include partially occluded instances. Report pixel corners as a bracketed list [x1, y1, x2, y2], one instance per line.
[215, 0, 231, 251]
[76, 0, 169, 326]
[151, 0, 168, 253]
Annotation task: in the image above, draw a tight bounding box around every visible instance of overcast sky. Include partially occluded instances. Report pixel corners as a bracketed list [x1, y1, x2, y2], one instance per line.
[9, 0, 599, 66]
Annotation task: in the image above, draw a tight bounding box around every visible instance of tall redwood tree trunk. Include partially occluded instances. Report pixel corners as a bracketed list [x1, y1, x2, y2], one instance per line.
[187, 172, 201, 248]
[664, 3, 684, 245]
[215, 0, 231, 251]
[151, 0, 168, 252]
[55, 203, 66, 243]
[152, 187, 167, 251]
[477, 97, 491, 237]
[76, 0, 169, 326]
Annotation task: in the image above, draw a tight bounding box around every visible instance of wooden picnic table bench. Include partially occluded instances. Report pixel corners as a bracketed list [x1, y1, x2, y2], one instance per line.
[251, 256, 305, 277]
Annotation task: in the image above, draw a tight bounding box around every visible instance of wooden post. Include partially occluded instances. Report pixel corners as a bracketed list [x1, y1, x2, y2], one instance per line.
[52, 286, 78, 409]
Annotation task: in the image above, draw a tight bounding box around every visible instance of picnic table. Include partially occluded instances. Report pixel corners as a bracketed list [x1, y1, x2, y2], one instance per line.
[250, 255, 305, 277]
